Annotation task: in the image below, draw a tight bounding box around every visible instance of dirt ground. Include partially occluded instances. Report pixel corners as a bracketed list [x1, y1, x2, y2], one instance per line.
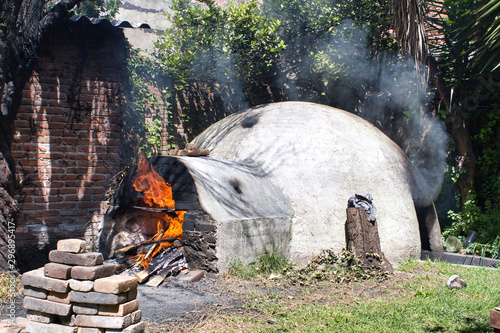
[0, 269, 416, 332]
[139, 269, 416, 332]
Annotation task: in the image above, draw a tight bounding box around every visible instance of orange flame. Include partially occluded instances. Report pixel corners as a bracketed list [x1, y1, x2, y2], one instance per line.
[133, 158, 176, 209]
[131, 157, 185, 269]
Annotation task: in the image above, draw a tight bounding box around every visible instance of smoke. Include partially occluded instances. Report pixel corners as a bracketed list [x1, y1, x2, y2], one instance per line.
[277, 20, 449, 205]
[171, 12, 448, 205]
[190, 46, 249, 115]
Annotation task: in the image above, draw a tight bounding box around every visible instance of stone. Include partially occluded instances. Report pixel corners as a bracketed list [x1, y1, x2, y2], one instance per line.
[69, 291, 127, 305]
[48, 251, 103, 266]
[106, 321, 145, 333]
[72, 303, 99, 315]
[74, 313, 133, 329]
[27, 310, 54, 323]
[99, 299, 139, 317]
[22, 269, 69, 293]
[44, 263, 73, 280]
[47, 291, 71, 304]
[447, 275, 467, 289]
[23, 297, 72, 316]
[25, 321, 77, 333]
[93, 276, 137, 294]
[71, 264, 116, 281]
[23, 286, 48, 299]
[57, 239, 87, 253]
[491, 308, 500, 329]
[69, 279, 94, 292]
[177, 270, 205, 283]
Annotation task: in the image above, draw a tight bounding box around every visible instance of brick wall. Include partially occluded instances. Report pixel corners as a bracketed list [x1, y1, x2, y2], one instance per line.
[12, 21, 127, 256]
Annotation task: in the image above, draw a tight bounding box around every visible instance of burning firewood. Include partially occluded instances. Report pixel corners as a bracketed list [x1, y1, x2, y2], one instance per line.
[136, 244, 184, 283]
[131, 206, 176, 213]
[125, 157, 188, 284]
[115, 237, 178, 254]
[145, 262, 184, 287]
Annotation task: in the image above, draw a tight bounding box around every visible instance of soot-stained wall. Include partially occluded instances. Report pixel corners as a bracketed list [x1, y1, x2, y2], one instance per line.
[12, 20, 126, 268]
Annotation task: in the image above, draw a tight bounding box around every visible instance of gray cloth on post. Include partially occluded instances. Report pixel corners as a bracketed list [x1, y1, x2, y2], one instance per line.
[347, 192, 377, 222]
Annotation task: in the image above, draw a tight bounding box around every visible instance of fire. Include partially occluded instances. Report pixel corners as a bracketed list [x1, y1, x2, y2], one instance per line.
[131, 158, 185, 269]
[133, 158, 176, 209]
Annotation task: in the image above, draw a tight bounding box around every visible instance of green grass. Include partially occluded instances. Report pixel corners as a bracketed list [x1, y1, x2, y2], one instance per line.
[228, 251, 291, 279]
[199, 260, 500, 332]
[0, 272, 22, 305]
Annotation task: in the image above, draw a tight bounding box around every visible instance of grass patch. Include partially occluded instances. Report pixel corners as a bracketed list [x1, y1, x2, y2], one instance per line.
[228, 251, 291, 279]
[198, 260, 500, 332]
[0, 272, 22, 305]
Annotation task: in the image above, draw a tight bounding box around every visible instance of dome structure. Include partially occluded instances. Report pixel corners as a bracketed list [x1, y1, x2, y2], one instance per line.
[192, 101, 442, 266]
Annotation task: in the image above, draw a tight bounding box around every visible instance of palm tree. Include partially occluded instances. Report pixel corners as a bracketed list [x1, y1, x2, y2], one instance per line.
[390, 0, 500, 206]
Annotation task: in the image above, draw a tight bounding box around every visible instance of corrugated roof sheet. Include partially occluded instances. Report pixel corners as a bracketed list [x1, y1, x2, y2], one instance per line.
[69, 15, 151, 29]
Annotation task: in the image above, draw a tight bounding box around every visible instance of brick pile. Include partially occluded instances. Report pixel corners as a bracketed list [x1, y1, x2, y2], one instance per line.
[22, 239, 144, 333]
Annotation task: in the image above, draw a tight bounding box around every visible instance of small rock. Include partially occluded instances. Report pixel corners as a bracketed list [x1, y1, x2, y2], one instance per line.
[316, 264, 327, 271]
[447, 275, 467, 289]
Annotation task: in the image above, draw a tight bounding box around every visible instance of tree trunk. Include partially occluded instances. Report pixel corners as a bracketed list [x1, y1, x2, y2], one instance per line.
[345, 207, 393, 272]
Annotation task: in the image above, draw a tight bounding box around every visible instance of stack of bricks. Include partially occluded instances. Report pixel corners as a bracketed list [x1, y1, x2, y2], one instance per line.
[22, 239, 144, 333]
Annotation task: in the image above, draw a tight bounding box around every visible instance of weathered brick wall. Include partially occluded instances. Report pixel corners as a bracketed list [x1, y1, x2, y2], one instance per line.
[11, 21, 127, 257]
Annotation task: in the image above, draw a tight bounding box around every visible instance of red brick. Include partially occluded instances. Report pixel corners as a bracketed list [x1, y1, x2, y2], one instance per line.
[22, 269, 69, 293]
[69, 279, 94, 292]
[23, 297, 71, 316]
[25, 321, 76, 333]
[49, 251, 103, 266]
[98, 299, 139, 317]
[107, 321, 145, 333]
[69, 291, 127, 305]
[93, 276, 137, 295]
[34, 211, 59, 218]
[23, 286, 48, 299]
[74, 313, 133, 329]
[47, 291, 71, 304]
[71, 264, 116, 281]
[57, 239, 87, 253]
[26, 310, 54, 323]
[44, 263, 72, 280]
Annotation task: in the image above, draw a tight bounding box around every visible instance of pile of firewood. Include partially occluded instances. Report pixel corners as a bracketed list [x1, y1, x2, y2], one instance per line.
[109, 238, 187, 288]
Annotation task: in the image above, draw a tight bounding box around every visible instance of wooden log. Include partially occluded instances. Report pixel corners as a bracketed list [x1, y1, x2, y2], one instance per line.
[168, 148, 210, 156]
[145, 274, 166, 287]
[345, 207, 392, 272]
[116, 237, 178, 254]
[135, 247, 183, 283]
[132, 206, 175, 213]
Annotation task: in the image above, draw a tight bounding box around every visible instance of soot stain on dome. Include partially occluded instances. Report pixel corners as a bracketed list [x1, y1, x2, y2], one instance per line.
[241, 115, 259, 128]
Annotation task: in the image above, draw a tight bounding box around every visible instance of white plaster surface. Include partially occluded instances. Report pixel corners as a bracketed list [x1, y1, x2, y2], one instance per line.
[192, 102, 432, 266]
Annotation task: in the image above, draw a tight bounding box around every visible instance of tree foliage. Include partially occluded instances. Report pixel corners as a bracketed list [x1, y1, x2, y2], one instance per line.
[414, 0, 500, 244]
[154, 0, 285, 138]
[150, 0, 498, 248]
